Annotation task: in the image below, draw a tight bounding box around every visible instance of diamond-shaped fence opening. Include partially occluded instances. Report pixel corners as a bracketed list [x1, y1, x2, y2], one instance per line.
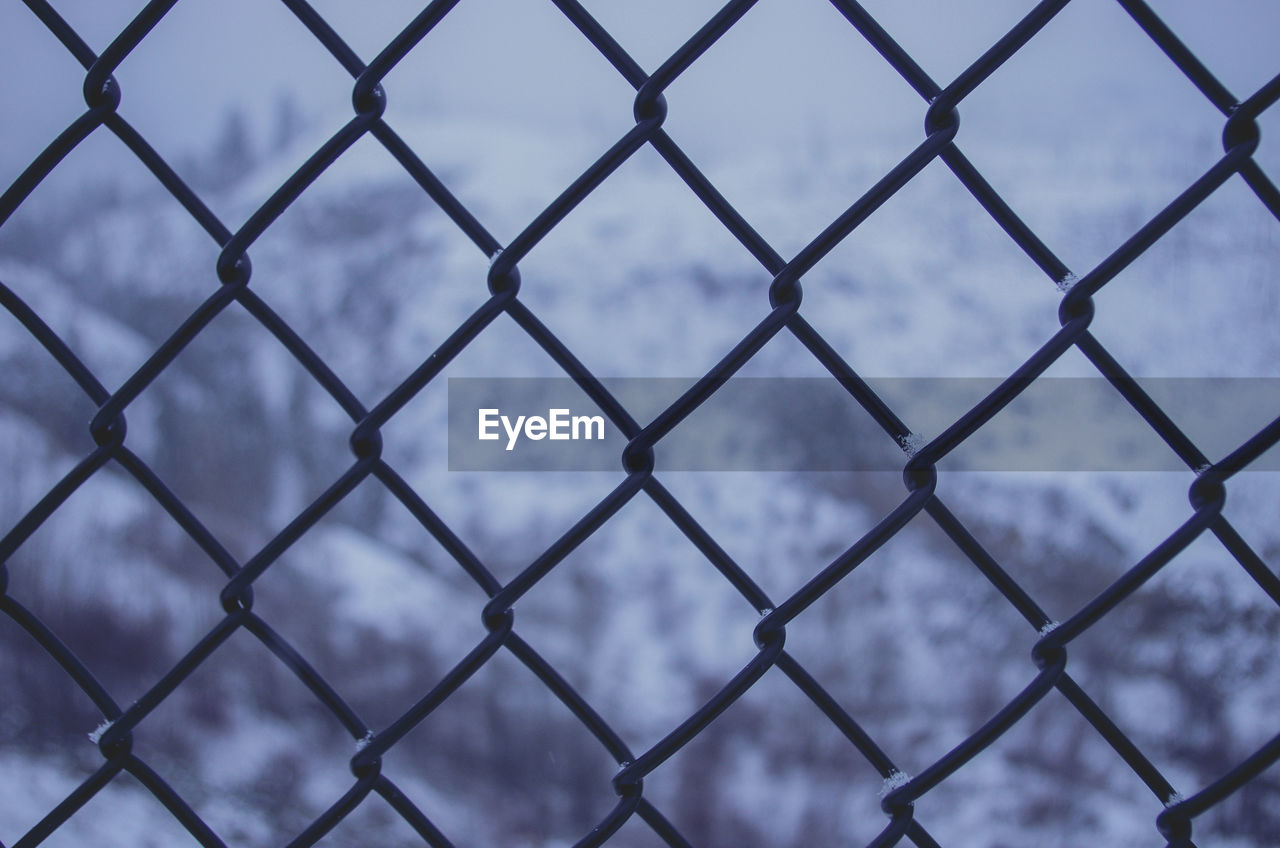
[1, 1, 1278, 846]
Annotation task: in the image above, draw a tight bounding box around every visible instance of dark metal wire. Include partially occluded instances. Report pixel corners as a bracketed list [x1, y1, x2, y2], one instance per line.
[1, 0, 1277, 845]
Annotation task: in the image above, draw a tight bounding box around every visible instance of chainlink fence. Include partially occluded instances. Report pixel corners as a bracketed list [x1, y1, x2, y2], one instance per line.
[1, 0, 1278, 846]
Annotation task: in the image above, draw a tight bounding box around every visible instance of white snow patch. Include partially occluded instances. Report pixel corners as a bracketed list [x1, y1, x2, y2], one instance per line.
[879, 770, 910, 798]
[1038, 620, 1060, 637]
[898, 432, 926, 457]
[1055, 272, 1079, 293]
[355, 731, 375, 752]
[1164, 791, 1185, 808]
[87, 719, 113, 744]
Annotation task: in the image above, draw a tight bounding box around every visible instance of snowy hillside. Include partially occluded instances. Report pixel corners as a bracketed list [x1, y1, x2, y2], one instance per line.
[1, 107, 1276, 848]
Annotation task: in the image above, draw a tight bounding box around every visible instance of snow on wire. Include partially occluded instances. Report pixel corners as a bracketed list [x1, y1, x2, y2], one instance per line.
[1, 1, 1278, 847]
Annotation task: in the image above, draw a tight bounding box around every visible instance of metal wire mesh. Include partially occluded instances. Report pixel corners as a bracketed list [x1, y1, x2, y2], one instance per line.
[1, 0, 1278, 846]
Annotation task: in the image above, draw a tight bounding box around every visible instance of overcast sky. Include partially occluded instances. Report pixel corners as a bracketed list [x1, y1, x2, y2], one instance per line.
[1, 0, 1277, 195]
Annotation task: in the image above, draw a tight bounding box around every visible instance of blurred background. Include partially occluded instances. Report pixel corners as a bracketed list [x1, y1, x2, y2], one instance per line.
[1, 1, 1278, 846]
